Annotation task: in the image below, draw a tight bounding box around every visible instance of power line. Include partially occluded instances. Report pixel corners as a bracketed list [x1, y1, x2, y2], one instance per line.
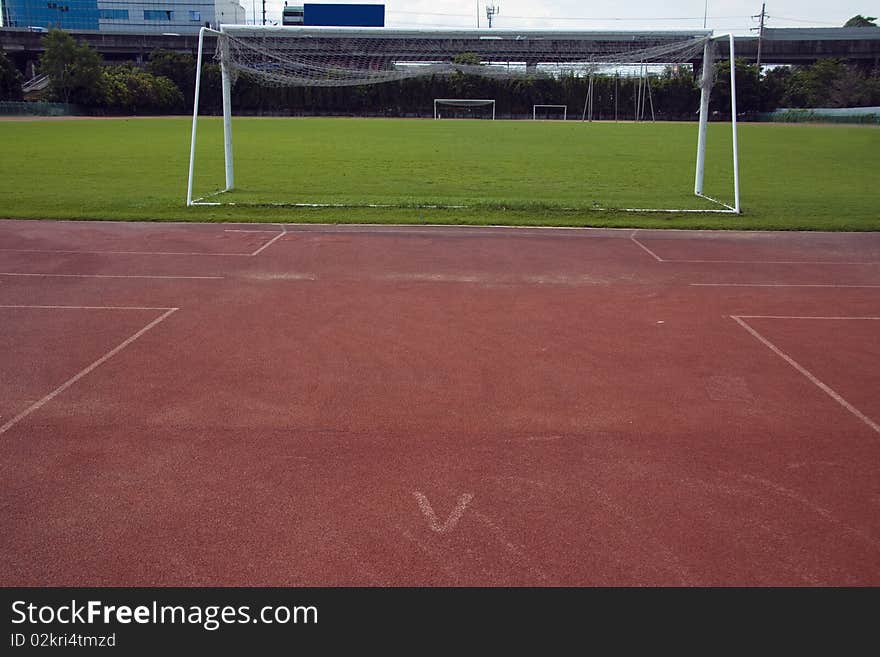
[385, 9, 849, 30]
[386, 10, 746, 21]
[770, 15, 842, 26]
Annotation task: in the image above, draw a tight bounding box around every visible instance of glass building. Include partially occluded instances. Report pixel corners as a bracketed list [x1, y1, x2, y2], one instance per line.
[2, 0, 100, 30]
[0, 0, 245, 33]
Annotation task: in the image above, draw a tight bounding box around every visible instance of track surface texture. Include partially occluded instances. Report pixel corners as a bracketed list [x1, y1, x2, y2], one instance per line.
[1, 220, 879, 586]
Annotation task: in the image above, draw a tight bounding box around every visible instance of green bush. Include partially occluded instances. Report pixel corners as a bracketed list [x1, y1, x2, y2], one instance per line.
[100, 66, 184, 114]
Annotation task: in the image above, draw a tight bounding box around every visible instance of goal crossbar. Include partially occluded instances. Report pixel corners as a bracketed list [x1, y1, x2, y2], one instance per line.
[533, 104, 568, 120]
[187, 26, 740, 214]
[434, 99, 496, 120]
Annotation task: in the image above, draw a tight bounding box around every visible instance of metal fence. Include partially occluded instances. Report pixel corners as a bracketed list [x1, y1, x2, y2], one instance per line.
[0, 101, 80, 116]
[758, 107, 880, 125]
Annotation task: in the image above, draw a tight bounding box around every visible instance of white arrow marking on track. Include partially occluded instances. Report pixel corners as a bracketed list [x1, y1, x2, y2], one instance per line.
[413, 492, 474, 534]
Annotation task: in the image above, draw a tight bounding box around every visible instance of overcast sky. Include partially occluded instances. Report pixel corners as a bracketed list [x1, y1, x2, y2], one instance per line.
[252, 1, 876, 34]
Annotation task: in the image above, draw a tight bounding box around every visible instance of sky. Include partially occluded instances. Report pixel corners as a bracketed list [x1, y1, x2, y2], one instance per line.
[252, 1, 877, 34]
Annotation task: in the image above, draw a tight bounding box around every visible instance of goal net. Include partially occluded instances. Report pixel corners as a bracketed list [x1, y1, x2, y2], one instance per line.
[434, 99, 496, 120]
[187, 26, 740, 213]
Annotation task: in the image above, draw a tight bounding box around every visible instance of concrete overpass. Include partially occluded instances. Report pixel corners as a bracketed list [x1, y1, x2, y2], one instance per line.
[720, 27, 880, 66]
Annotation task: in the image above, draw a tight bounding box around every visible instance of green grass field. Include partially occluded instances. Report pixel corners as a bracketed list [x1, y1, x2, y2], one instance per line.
[1, 117, 878, 230]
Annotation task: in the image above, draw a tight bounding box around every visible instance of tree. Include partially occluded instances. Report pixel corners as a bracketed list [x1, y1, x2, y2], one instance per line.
[652, 67, 700, 119]
[100, 66, 185, 114]
[843, 15, 877, 27]
[759, 66, 790, 111]
[0, 50, 23, 101]
[39, 29, 103, 105]
[711, 59, 761, 115]
[146, 50, 197, 109]
[452, 53, 483, 67]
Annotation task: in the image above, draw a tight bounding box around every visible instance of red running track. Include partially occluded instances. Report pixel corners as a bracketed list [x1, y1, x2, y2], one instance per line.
[1, 220, 879, 586]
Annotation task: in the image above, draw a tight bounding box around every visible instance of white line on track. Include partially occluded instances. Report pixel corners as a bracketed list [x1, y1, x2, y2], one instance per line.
[224, 229, 282, 234]
[0, 306, 178, 437]
[286, 226, 622, 240]
[616, 235, 879, 266]
[0, 248, 251, 257]
[0, 272, 223, 280]
[0, 227, 289, 258]
[670, 259, 879, 265]
[413, 492, 474, 535]
[0, 304, 176, 310]
[629, 232, 664, 262]
[691, 283, 880, 288]
[249, 225, 288, 256]
[731, 315, 880, 435]
[735, 315, 880, 321]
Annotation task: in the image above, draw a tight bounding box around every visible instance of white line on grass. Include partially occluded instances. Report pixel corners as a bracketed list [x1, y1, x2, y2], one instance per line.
[731, 315, 880, 435]
[0, 306, 178, 437]
[0, 272, 223, 280]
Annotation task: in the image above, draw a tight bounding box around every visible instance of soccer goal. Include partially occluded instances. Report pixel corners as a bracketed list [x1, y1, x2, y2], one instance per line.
[187, 26, 740, 213]
[434, 99, 496, 120]
[533, 104, 568, 120]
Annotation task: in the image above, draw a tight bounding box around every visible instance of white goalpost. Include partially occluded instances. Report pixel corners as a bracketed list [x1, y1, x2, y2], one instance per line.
[187, 26, 740, 214]
[434, 99, 496, 120]
[533, 104, 568, 120]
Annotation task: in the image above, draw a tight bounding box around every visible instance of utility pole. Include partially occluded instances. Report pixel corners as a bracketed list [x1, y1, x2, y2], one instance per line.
[262, 0, 266, 25]
[751, 3, 768, 69]
[477, 1, 480, 28]
[486, 3, 499, 28]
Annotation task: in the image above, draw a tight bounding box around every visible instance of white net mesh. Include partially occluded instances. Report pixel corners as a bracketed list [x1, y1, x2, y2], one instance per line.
[218, 27, 712, 88]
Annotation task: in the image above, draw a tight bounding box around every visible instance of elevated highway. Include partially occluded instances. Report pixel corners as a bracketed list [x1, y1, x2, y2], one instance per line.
[2, 26, 879, 74]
